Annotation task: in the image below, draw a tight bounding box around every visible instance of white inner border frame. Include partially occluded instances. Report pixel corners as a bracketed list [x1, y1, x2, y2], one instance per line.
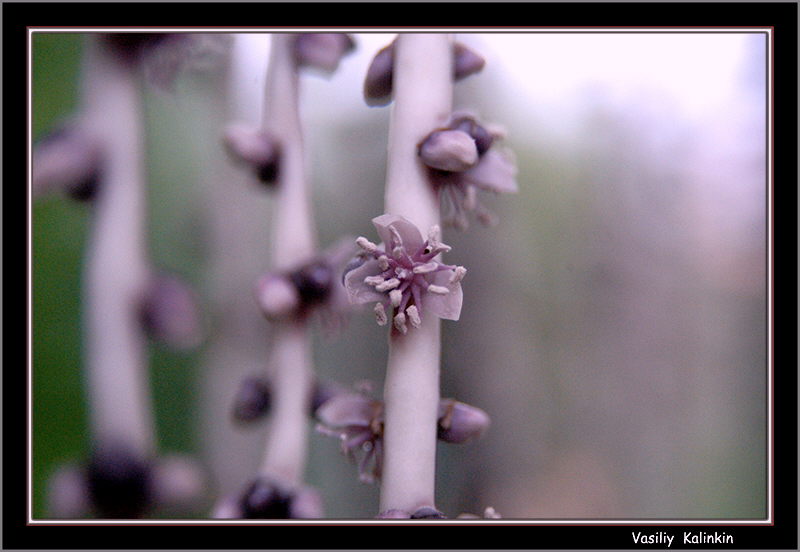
[26, 26, 774, 526]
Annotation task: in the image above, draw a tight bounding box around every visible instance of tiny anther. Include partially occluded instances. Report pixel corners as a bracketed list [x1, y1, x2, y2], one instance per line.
[449, 266, 467, 284]
[356, 236, 378, 253]
[427, 285, 450, 295]
[393, 312, 408, 334]
[406, 305, 421, 328]
[364, 275, 385, 287]
[389, 289, 403, 308]
[377, 255, 390, 271]
[375, 278, 400, 292]
[413, 262, 439, 274]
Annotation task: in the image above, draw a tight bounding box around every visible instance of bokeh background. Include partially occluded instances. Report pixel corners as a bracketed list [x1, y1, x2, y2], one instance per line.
[31, 31, 768, 520]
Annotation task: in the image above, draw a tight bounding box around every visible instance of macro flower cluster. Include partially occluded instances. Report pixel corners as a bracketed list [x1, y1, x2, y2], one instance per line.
[343, 214, 466, 334]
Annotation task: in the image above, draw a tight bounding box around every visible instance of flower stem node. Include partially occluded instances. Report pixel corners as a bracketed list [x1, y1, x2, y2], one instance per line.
[86, 443, 153, 519]
[344, 215, 465, 330]
[363, 38, 485, 106]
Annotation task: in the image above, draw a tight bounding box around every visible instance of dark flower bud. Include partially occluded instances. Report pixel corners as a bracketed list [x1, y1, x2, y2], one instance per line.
[310, 378, 344, 414]
[232, 376, 272, 423]
[86, 443, 153, 519]
[32, 124, 102, 202]
[363, 42, 395, 106]
[101, 33, 173, 66]
[222, 123, 282, 187]
[437, 398, 490, 444]
[289, 260, 334, 307]
[240, 477, 293, 519]
[139, 273, 203, 350]
[411, 506, 447, 519]
[363, 40, 484, 107]
[453, 42, 485, 80]
[451, 115, 494, 156]
[294, 33, 355, 74]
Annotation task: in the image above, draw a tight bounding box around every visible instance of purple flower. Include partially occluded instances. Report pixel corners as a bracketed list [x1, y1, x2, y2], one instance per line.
[343, 215, 465, 334]
[315, 383, 490, 484]
[419, 112, 518, 230]
[315, 387, 385, 484]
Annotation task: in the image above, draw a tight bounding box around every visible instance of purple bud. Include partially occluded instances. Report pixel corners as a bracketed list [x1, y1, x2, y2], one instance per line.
[232, 376, 272, 423]
[256, 273, 300, 320]
[451, 115, 494, 156]
[101, 33, 174, 66]
[86, 443, 153, 519]
[411, 506, 447, 519]
[437, 398, 490, 444]
[418, 129, 479, 172]
[453, 42, 485, 80]
[240, 478, 292, 519]
[140, 273, 203, 350]
[363, 41, 395, 106]
[47, 463, 90, 518]
[222, 123, 281, 186]
[294, 33, 355, 74]
[151, 455, 207, 513]
[32, 124, 102, 201]
[289, 260, 334, 307]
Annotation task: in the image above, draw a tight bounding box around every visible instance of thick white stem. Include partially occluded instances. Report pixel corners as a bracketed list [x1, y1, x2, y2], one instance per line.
[81, 37, 154, 456]
[259, 34, 315, 485]
[379, 33, 453, 514]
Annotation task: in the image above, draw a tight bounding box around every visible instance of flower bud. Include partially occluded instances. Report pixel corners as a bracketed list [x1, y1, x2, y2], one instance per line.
[294, 33, 355, 74]
[32, 124, 101, 201]
[411, 506, 447, 519]
[86, 443, 153, 519]
[363, 42, 395, 106]
[101, 33, 173, 66]
[453, 42, 485, 80]
[240, 477, 292, 519]
[222, 123, 282, 186]
[47, 463, 90, 518]
[437, 398, 490, 444]
[140, 273, 203, 350]
[256, 273, 300, 320]
[231, 376, 272, 423]
[151, 455, 207, 513]
[419, 129, 479, 172]
[451, 114, 494, 156]
[289, 260, 334, 307]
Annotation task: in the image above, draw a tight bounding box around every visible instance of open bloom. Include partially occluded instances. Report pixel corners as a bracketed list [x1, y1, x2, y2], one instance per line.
[343, 215, 465, 334]
[419, 112, 518, 230]
[315, 387, 385, 484]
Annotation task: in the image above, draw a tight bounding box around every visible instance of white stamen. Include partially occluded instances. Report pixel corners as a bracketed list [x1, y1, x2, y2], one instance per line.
[413, 262, 439, 274]
[389, 289, 403, 307]
[378, 255, 390, 271]
[463, 185, 478, 210]
[406, 305, 421, 328]
[393, 312, 407, 334]
[449, 266, 467, 284]
[356, 236, 378, 253]
[427, 285, 450, 295]
[364, 275, 385, 287]
[376, 278, 401, 292]
[389, 226, 403, 249]
[392, 246, 405, 259]
[374, 302, 388, 326]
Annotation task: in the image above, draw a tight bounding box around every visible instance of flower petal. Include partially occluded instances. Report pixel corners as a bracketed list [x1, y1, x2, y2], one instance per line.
[344, 259, 386, 305]
[315, 393, 381, 428]
[463, 149, 518, 194]
[422, 270, 463, 321]
[371, 214, 425, 254]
